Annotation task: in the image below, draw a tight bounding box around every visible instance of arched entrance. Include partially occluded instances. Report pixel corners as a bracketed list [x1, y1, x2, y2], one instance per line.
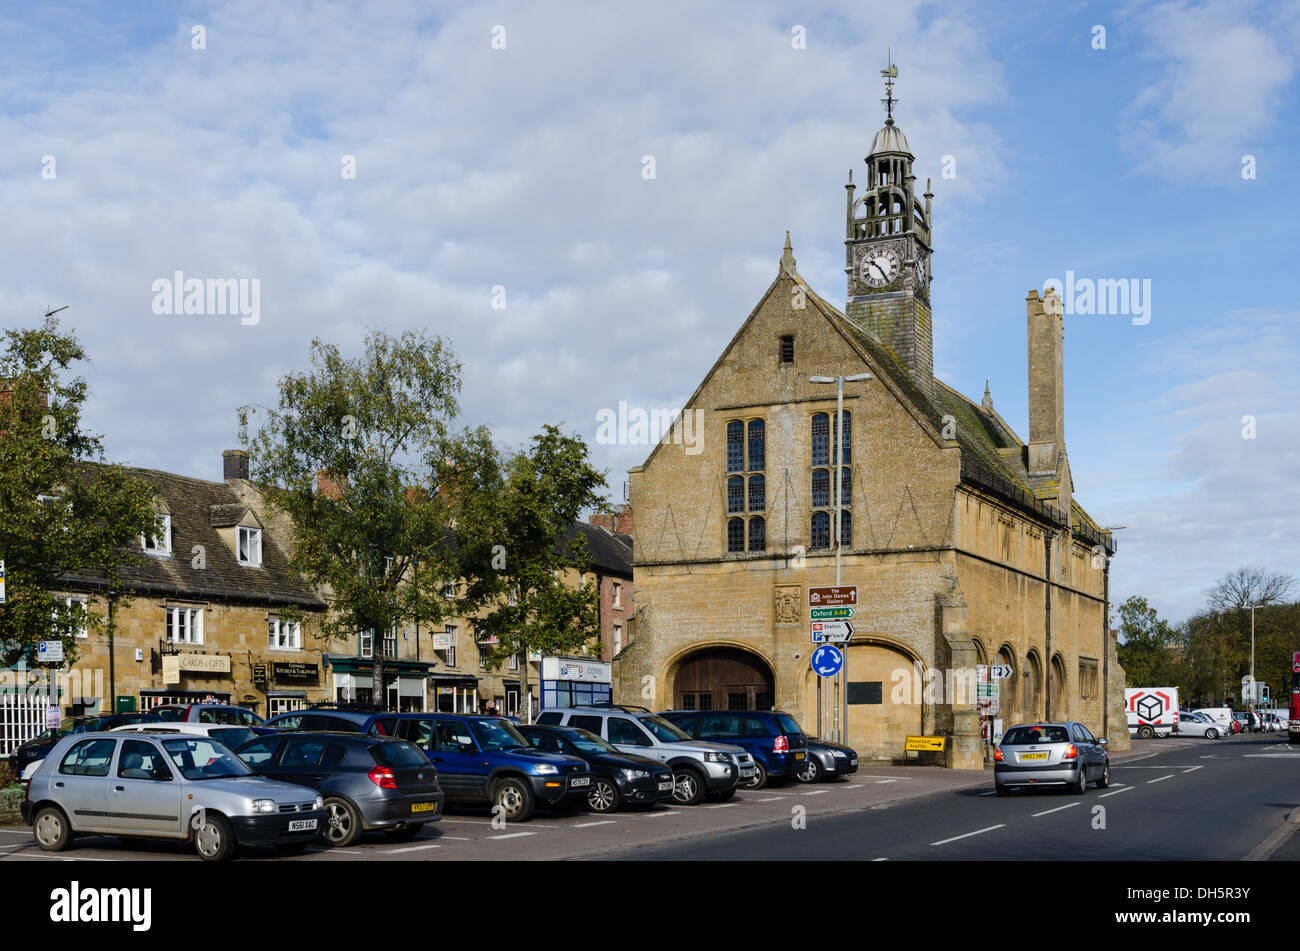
[672, 646, 775, 711]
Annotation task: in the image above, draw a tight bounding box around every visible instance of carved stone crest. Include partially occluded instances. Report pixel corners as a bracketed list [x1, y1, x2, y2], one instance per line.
[774, 585, 802, 624]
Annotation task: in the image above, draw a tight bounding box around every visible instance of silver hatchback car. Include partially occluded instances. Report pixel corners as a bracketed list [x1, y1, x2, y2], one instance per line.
[22, 731, 325, 861]
[994, 721, 1110, 796]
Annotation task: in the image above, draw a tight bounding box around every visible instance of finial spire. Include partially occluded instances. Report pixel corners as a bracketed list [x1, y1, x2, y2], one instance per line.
[780, 230, 798, 277]
[982, 379, 994, 413]
[880, 52, 899, 125]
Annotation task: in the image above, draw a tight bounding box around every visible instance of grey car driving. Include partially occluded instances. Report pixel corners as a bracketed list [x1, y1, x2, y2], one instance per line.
[994, 721, 1110, 795]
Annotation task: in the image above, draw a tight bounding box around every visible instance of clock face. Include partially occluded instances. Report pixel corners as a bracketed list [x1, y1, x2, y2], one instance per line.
[858, 246, 901, 288]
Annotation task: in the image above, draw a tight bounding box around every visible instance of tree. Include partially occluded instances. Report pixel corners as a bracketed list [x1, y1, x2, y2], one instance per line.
[1206, 566, 1296, 615]
[1114, 596, 1178, 688]
[1206, 567, 1297, 707]
[452, 425, 608, 719]
[240, 329, 467, 704]
[0, 317, 159, 667]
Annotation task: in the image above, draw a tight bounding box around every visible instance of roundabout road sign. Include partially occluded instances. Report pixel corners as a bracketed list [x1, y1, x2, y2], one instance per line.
[812, 644, 844, 678]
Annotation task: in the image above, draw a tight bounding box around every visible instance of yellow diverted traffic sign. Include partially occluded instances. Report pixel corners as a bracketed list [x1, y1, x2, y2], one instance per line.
[904, 735, 946, 752]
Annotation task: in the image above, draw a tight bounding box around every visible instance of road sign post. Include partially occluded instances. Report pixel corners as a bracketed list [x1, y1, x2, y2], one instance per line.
[809, 585, 857, 743]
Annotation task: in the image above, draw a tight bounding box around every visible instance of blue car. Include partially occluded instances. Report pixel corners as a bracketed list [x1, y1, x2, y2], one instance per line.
[368, 713, 592, 822]
[658, 709, 809, 789]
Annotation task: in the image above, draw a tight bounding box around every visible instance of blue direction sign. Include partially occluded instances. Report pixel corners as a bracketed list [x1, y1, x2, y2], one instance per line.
[811, 644, 844, 678]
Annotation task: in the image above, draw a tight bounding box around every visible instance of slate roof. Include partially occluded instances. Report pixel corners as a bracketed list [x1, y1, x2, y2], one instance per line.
[562, 521, 633, 578]
[801, 283, 1103, 539]
[64, 465, 325, 609]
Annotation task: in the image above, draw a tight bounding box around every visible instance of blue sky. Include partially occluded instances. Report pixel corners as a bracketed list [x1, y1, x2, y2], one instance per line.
[0, 0, 1296, 624]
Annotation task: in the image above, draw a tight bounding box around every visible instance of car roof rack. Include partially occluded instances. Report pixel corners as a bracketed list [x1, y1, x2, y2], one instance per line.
[588, 703, 652, 713]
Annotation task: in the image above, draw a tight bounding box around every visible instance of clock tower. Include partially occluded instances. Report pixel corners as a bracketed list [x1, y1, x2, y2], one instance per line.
[844, 63, 934, 395]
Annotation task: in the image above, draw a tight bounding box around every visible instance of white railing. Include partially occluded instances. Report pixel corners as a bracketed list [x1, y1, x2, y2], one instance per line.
[1, 692, 55, 758]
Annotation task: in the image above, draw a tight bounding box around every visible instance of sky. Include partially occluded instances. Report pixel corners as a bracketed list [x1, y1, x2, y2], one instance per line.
[0, 0, 1296, 625]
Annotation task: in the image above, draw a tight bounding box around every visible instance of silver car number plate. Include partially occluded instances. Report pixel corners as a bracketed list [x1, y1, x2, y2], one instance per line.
[658, 781, 673, 791]
[288, 819, 317, 832]
[571, 777, 590, 787]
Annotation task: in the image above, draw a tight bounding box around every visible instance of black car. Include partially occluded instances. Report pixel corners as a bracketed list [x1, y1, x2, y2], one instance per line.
[517, 724, 675, 813]
[234, 732, 445, 847]
[10, 712, 165, 774]
[794, 737, 859, 783]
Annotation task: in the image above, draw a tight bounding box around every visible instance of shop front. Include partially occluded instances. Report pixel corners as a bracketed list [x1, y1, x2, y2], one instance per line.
[327, 656, 432, 711]
[141, 651, 237, 711]
[430, 673, 480, 713]
[540, 656, 612, 711]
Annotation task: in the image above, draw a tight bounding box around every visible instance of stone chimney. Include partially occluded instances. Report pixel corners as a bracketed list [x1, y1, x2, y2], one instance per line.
[223, 449, 249, 481]
[589, 504, 634, 537]
[1026, 289, 1065, 475]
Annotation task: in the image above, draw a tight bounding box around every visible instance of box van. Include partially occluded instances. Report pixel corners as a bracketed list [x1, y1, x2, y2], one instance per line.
[1192, 708, 1233, 735]
[1126, 687, 1179, 738]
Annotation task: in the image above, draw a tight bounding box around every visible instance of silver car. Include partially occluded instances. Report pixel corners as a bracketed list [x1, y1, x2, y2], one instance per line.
[1175, 711, 1223, 739]
[994, 721, 1110, 796]
[22, 731, 325, 861]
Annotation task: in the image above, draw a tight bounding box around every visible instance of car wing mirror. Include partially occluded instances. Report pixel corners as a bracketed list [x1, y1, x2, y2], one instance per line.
[1098, 737, 1108, 746]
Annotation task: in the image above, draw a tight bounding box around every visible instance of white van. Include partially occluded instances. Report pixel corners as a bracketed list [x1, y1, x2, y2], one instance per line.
[1193, 708, 1233, 734]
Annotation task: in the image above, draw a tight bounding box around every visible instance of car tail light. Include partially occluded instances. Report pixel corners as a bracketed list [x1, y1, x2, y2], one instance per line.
[368, 766, 397, 789]
[773, 735, 789, 753]
[1062, 744, 1078, 760]
[993, 748, 1003, 761]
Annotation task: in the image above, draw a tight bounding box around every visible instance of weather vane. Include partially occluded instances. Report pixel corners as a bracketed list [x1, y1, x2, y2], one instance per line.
[881, 51, 899, 125]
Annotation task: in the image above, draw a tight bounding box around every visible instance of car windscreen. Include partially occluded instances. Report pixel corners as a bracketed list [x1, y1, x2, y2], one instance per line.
[154, 707, 186, 722]
[567, 728, 618, 754]
[162, 737, 252, 780]
[1002, 726, 1070, 745]
[469, 718, 529, 750]
[639, 715, 691, 742]
[371, 741, 428, 767]
[775, 714, 804, 737]
[210, 728, 258, 750]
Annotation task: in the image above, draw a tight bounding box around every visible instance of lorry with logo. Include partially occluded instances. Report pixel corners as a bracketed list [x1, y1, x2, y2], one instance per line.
[1290, 651, 1300, 745]
[1126, 687, 1179, 739]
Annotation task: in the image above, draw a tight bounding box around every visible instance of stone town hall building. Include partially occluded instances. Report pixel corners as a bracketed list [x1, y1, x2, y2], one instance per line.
[615, 87, 1129, 769]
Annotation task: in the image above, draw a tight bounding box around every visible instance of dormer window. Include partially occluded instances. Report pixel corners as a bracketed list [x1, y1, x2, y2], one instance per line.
[237, 526, 262, 567]
[142, 515, 171, 554]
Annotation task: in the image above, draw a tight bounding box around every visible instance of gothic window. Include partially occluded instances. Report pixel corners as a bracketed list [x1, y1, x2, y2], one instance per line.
[747, 420, 765, 472]
[834, 410, 851, 464]
[811, 469, 829, 508]
[838, 467, 852, 506]
[726, 420, 743, 473]
[748, 475, 765, 512]
[780, 335, 794, 364]
[748, 517, 766, 553]
[727, 476, 744, 514]
[811, 512, 830, 550]
[727, 518, 744, 553]
[839, 510, 852, 548]
[811, 413, 829, 466]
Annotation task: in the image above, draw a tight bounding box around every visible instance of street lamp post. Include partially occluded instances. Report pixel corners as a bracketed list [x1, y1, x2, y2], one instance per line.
[809, 372, 872, 745]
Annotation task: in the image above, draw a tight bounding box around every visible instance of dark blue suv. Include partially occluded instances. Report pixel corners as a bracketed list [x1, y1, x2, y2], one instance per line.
[371, 713, 592, 822]
[658, 710, 809, 789]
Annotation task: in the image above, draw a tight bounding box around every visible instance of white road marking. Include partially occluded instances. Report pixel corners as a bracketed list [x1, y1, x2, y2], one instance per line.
[871, 857, 888, 861]
[930, 824, 1005, 847]
[1147, 774, 1175, 784]
[489, 832, 536, 840]
[383, 843, 442, 855]
[435, 836, 470, 841]
[573, 820, 616, 828]
[754, 797, 785, 802]
[978, 791, 997, 796]
[843, 785, 868, 791]
[857, 775, 909, 781]
[875, 779, 900, 784]
[801, 790, 829, 796]
[639, 811, 680, 817]
[1099, 787, 1134, 798]
[1032, 802, 1081, 817]
[704, 803, 738, 809]
[1180, 765, 1203, 773]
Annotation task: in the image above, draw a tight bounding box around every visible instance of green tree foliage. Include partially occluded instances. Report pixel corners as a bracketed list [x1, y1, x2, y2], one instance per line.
[0, 318, 159, 666]
[1115, 596, 1179, 687]
[239, 329, 468, 689]
[452, 425, 608, 717]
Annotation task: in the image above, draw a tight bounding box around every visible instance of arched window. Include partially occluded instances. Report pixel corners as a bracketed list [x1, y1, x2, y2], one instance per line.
[726, 420, 744, 472]
[747, 419, 765, 472]
[811, 413, 829, 466]
[811, 512, 830, 550]
[836, 410, 851, 464]
[747, 474, 765, 512]
[727, 476, 744, 514]
[839, 509, 852, 548]
[838, 466, 851, 505]
[748, 517, 766, 553]
[811, 469, 829, 508]
[727, 518, 744, 553]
